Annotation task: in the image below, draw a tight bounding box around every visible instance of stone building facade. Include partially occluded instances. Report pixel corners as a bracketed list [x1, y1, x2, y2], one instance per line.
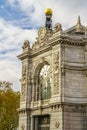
[18, 14, 87, 130]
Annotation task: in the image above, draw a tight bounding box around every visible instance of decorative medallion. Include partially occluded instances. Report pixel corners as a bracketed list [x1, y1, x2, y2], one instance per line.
[38, 27, 46, 39]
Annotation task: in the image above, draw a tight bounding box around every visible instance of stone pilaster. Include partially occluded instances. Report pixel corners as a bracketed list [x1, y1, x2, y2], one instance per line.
[31, 116, 34, 130]
[35, 117, 39, 130]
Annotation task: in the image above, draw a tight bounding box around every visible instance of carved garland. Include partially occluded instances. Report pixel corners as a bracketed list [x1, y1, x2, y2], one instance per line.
[53, 52, 59, 94]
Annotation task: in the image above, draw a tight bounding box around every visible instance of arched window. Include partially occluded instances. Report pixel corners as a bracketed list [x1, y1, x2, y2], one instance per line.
[39, 64, 52, 100]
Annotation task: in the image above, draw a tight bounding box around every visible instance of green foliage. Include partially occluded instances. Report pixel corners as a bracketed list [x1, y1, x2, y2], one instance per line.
[0, 81, 20, 130]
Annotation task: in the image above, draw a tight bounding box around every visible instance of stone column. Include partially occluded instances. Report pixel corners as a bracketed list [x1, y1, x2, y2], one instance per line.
[36, 80, 39, 101]
[35, 117, 39, 130]
[32, 78, 35, 102]
[31, 116, 34, 130]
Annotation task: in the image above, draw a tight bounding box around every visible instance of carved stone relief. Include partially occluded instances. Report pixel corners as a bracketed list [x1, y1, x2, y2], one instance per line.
[55, 120, 60, 128]
[32, 27, 53, 51]
[53, 52, 59, 72]
[53, 52, 59, 94]
[22, 40, 30, 49]
[54, 23, 62, 33]
[21, 66, 26, 101]
[38, 27, 46, 39]
[54, 74, 59, 94]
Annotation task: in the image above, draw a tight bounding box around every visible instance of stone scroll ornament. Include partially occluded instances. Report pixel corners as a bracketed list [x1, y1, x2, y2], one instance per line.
[54, 23, 62, 33]
[53, 52, 59, 94]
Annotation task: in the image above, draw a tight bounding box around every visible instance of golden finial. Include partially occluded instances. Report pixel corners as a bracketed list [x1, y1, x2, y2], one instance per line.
[45, 8, 53, 30]
[76, 16, 81, 32]
[45, 8, 53, 15]
[77, 16, 81, 25]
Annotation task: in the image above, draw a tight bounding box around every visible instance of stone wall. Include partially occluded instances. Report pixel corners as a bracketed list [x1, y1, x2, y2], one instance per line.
[50, 109, 63, 130]
[61, 44, 87, 103]
[64, 45, 84, 63]
[64, 70, 87, 103]
[63, 105, 87, 130]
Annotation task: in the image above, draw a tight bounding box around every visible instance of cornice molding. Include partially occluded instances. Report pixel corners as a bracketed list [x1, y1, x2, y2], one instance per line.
[61, 63, 87, 71]
[17, 51, 31, 60]
[18, 34, 87, 59]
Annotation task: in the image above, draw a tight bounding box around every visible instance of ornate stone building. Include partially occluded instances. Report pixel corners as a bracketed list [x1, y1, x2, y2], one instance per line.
[18, 9, 87, 130]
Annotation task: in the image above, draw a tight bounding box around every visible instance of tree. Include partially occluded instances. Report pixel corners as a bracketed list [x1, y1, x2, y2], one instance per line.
[0, 81, 20, 130]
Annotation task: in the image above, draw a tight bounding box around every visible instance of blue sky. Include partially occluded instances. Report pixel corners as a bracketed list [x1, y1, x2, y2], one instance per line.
[0, 0, 87, 91]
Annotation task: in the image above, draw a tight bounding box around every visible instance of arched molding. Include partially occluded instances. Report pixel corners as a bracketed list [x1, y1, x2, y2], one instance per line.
[32, 57, 52, 101]
[32, 57, 52, 79]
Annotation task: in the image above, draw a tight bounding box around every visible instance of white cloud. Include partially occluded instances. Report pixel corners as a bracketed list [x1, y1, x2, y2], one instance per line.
[7, 0, 87, 29]
[1, 0, 87, 91]
[0, 18, 37, 91]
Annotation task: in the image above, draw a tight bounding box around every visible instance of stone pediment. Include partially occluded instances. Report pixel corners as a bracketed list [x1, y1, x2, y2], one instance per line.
[32, 16, 87, 51]
[64, 24, 85, 35]
[64, 16, 86, 35]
